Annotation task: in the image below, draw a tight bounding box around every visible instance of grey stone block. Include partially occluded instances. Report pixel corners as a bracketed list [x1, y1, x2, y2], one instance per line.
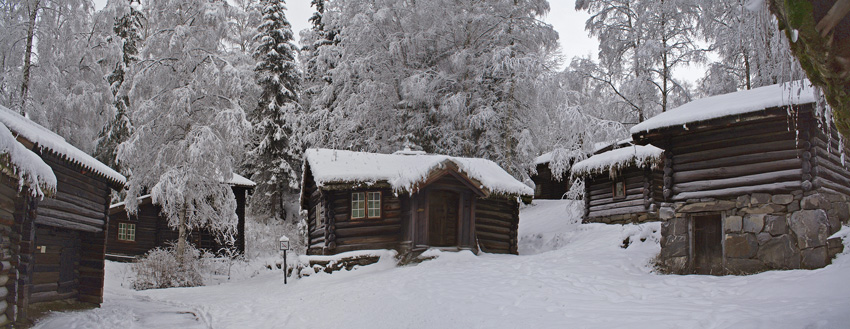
[801, 194, 829, 210]
[757, 232, 772, 245]
[758, 234, 801, 269]
[800, 246, 829, 269]
[751, 193, 772, 205]
[743, 214, 765, 233]
[737, 195, 751, 208]
[661, 234, 688, 258]
[771, 194, 794, 205]
[790, 210, 830, 249]
[679, 200, 736, 213]
[764, 214, 788, 236]
[726, 258, 765, 275]
[725, 233, 758, 259]
[725, 216, 742, 233]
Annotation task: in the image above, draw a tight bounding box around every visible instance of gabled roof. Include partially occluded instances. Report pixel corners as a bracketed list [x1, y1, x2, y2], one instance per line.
[302, 148, 533, 197]
[0, 121, 56, 197]
[227, 173, 256, 188]
[630, 80, 817, 135]
[0, 105, 126, 189]
[571, 144, 663, 178]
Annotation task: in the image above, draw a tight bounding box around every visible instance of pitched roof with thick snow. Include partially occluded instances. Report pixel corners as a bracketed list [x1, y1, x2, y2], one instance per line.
[227, 173, 256, 187]
[571, 144, 663, 177]
[630, 80, 816, 134]
[0, 121, 56, 197]
[0, 105, 126, 188]
[303, 148, 533, 197]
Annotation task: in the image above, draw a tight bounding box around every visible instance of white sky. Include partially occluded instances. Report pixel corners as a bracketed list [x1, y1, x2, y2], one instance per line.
[92, 0, 703, 82]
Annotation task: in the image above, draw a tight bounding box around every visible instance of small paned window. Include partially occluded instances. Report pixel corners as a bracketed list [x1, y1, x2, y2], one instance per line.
[314, 204, 325, 227]
[118, 222, 136, 241]
[351, 192, 366, 219]
[613, 180, 626, 199]
[367, 192, 382, 218]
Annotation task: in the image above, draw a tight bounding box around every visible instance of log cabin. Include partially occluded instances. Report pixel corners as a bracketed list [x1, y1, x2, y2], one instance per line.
[0, 106, 126, 324]
[631, 81, 849, 275]
[571, 139, 664, 224]
[106, 174, 255, 260]
[530, 152, 570, 199]
[300, 149, 533, 258]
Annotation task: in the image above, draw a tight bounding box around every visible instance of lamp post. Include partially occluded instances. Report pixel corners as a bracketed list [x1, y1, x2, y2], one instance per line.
[279, 235, 290, 284]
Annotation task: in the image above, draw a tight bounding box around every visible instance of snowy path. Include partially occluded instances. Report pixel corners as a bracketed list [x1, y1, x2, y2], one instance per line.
[34, 200, 850, 329]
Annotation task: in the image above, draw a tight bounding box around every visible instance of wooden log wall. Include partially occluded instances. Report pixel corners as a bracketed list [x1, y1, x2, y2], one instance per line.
[322, 188, 402, 254]
[0, 175, 29, 325]
[474, 196, 519, 254]
[809, 119, 850, 196]
[36, 154, 108, 233]
[106, 205, 159, 258]
[668, 115, 803, 201]
[531, 164, 569, 199]
[586, 168, 647, 219]
[77, 228, 106, 304]
[30, 226, 79, 304]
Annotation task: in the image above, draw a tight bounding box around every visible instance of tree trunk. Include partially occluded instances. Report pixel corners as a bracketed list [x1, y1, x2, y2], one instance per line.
[176, 201, 188, 263]
[20, 0, 41, 114]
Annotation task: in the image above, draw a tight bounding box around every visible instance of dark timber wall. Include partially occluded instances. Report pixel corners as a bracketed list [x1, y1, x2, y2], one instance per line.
[584, 166, 661, 224]
[304, 167, 522, 257]
[107, 185, 250, 259]
[532, 163, 569, 199]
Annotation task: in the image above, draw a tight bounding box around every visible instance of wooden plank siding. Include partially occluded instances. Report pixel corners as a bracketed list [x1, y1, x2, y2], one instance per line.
[475, 196, 518, 254]
[667, 114, 804, 201]
[586, 168, 649, 219]
[324, 188, 403, 254]
[531, 163, 569, 199]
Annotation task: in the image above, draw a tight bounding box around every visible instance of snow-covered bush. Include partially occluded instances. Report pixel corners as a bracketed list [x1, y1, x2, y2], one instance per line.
[131, 244, 206, 290]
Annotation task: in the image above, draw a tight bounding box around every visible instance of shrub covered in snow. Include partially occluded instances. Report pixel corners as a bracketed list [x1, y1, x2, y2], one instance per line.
[132, 244, 206, 290]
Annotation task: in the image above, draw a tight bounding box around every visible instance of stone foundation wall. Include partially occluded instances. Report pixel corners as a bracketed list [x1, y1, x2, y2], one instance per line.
[658, 190, 848, 275]
[585, 210, 659, 225]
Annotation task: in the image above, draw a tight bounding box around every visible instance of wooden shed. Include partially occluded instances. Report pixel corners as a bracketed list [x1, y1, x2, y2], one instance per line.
[106, 174, 255, 260]
[631, 81, 849, 275]
[571, 140, 664, 224]
[0, 106, 125, 324]
[530, 152, 570, 199]
[300, 149, 533, 257]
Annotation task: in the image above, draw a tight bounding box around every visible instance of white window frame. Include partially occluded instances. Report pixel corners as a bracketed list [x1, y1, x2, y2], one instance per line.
[118, 222, 136, 242]
[367, 191, 382, 218]
[351, 192, 366, 219]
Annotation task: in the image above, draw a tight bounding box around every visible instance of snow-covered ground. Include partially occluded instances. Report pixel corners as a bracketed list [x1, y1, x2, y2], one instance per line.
[35, 200, 850, 329]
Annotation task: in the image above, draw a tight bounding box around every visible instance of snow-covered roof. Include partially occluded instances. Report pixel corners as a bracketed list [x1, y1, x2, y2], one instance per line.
[571, 144, 664, 177]
[227, 173, 256, 187]
[534, 152, 553, 165]
[303, 148, 533, 196]
[0, 105, 126, 188]
[631, 80, 816, 134]
[0, 121, 56, 197]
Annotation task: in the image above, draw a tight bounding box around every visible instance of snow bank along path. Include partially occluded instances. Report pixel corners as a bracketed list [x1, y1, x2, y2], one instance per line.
[34, 200, 850, 329]
[0, 105, 126, 186]
[304, 148, 532, 196]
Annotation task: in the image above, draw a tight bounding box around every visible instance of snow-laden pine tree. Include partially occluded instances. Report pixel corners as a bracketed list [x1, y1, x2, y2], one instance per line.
[299, 0, 338, 141]
[118, 0, 252, 260]
[96, 0, 145, 170]
[306, 0, 559, 178]
[249, 0, 302, 221]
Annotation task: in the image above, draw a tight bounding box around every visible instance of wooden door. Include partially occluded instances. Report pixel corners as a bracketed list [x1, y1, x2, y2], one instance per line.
[693, 214, 722, 275]
[428, 190, 459, 247]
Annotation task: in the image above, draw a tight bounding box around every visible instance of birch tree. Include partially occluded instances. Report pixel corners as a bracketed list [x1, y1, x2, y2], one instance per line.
[118, 0, 251, 261]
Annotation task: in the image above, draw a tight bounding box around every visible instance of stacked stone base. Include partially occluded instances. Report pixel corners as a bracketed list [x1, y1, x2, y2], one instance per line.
[585, 211, 660, 225]
[659, 190, 848, 275]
